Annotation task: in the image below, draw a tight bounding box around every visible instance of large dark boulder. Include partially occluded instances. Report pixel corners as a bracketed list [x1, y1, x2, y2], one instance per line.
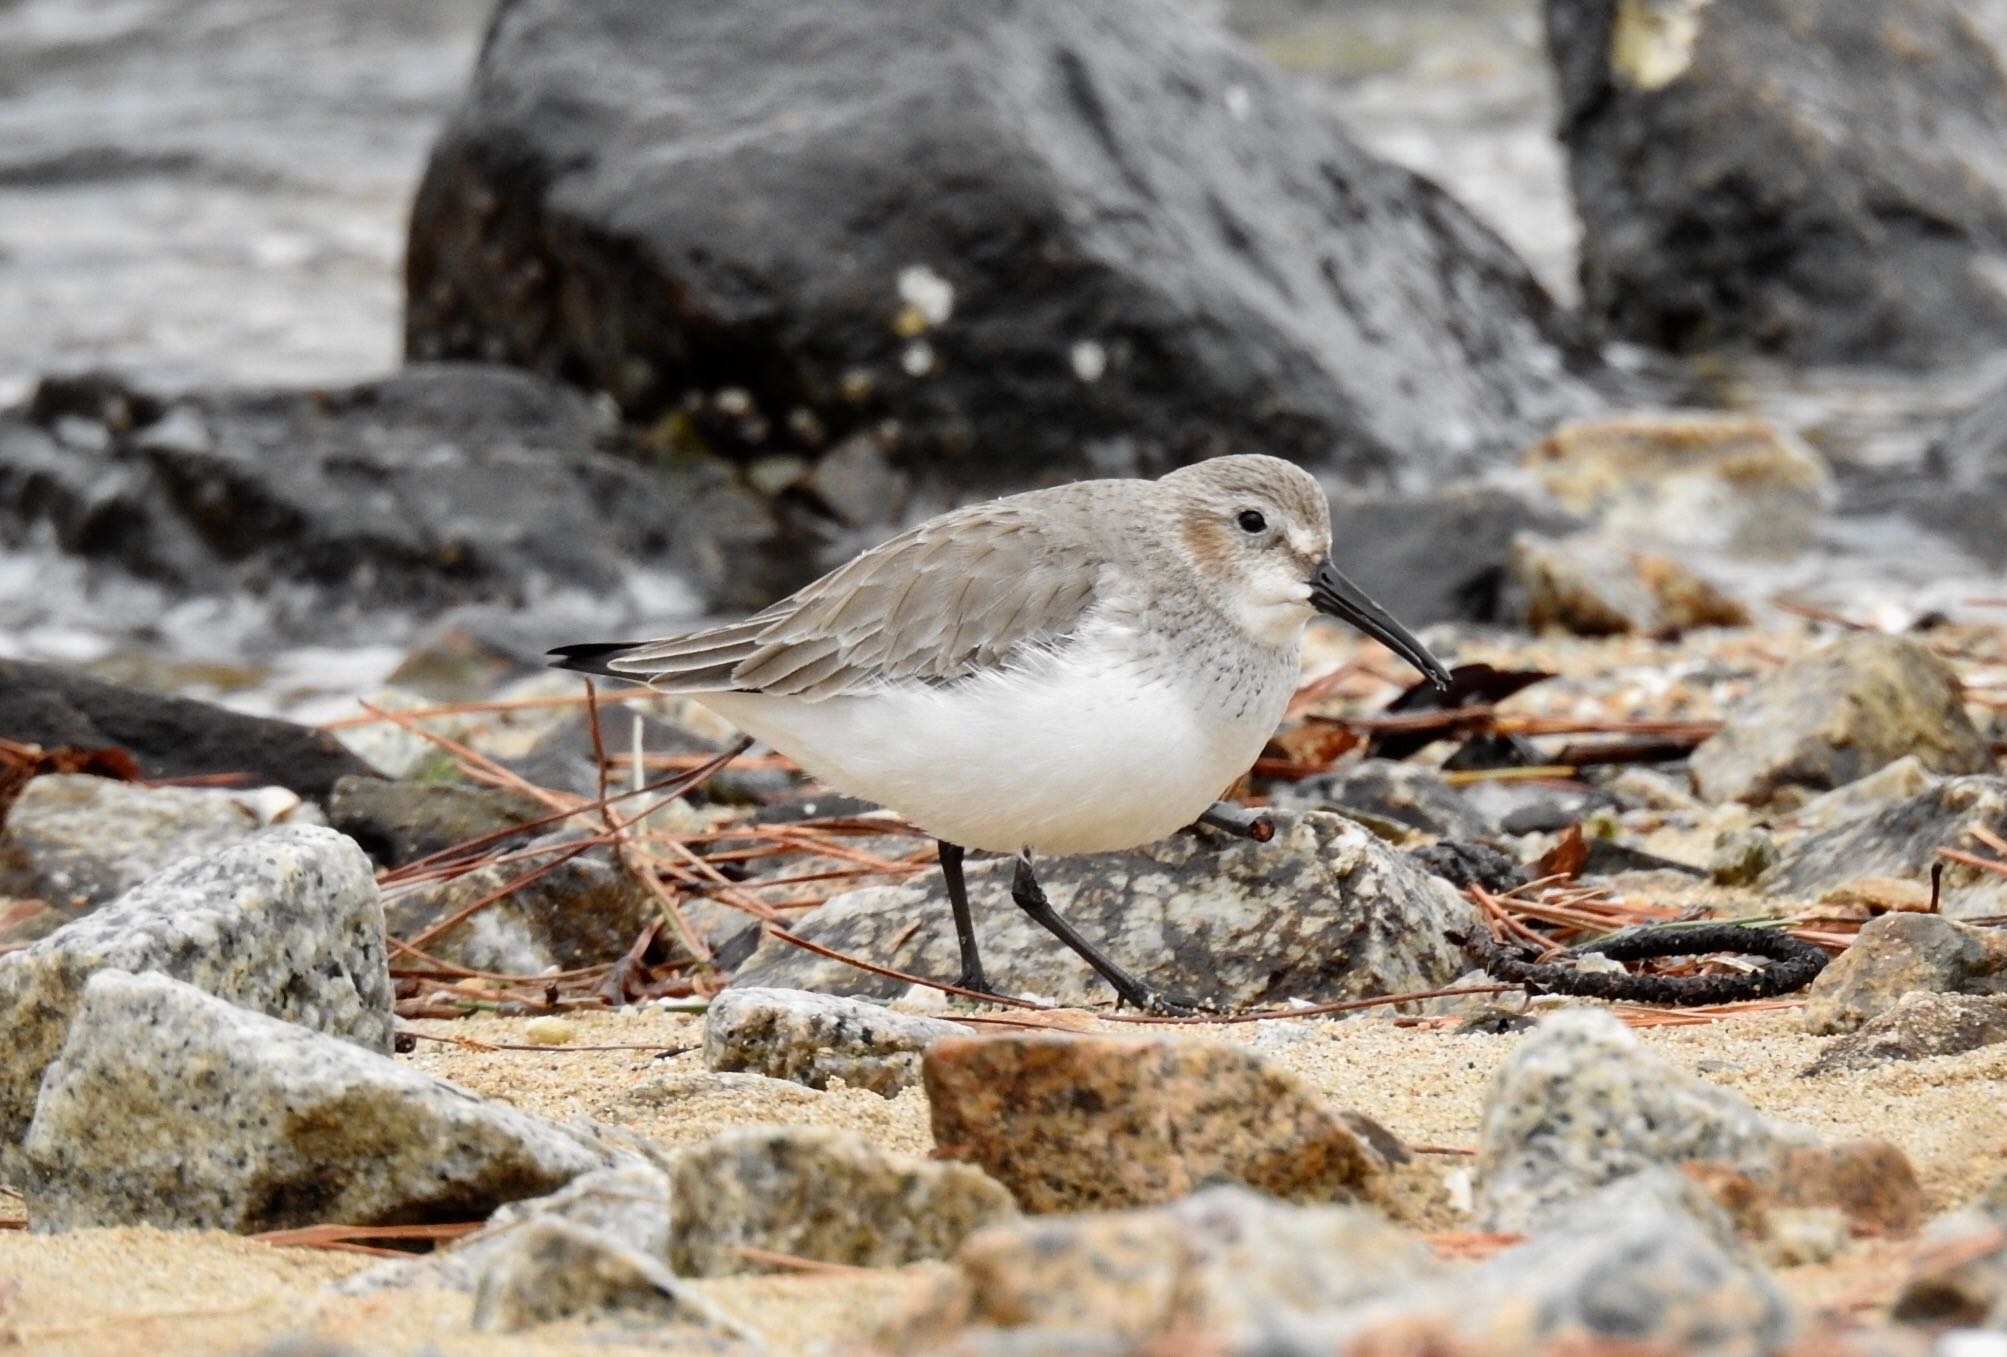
[0, 364, 786, 624]
[1546, 0, 2007, 365]
[407, 0, 1605, 500]
[0, 660, 378, 802]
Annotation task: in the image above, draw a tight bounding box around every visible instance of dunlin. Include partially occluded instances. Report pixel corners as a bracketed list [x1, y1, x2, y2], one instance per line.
[554, 454, 1450, 1012]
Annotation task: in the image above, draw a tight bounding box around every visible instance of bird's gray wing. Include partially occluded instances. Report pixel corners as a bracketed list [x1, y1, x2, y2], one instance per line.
[595, 502, 1106, 700]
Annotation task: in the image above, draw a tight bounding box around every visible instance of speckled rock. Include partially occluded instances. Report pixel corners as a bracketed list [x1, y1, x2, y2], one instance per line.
[1801, 914, 2007, 1036]
[0, 774, 326, 913]
[664, 1127, 1015, 1277]
[380, 834, 662, 974]
[0, 824, 390, 1167]
[471, 1219, 737, 1334]
[925, 1033, 1383, 1213]
[22, 971, 610, 1232]
[730, 810, 1479, 1009]
[1346, 1177, 1796, 1355]
[1690, 635, 1991, 806]
[1477, 1009, 1818, 1229]
[1507, 530, 1749, 637]
[704, 988, 964, 1097]
[897, 1186, 1438, 1349]
[1522, 413, 1832, 557]
[341, 1165, 673, 1297]
[1768, 776, 2007, 921]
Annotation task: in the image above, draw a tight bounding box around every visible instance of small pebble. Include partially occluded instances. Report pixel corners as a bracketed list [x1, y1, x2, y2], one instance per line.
[524, 1016, 577, 1047]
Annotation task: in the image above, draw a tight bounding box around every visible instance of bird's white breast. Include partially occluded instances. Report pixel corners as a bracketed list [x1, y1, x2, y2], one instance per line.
[697, 620, 1299, 856]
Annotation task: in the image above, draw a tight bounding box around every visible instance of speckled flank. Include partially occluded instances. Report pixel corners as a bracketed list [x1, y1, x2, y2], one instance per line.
[21, 970, 609, 1233]
[0, 824, 391, 1175]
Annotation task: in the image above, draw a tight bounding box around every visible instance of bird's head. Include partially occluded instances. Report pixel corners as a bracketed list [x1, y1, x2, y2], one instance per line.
[1160, 454, 1451, 690]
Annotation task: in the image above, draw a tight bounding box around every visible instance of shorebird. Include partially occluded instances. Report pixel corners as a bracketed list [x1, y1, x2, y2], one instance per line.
[553, 454, 1450, 1012]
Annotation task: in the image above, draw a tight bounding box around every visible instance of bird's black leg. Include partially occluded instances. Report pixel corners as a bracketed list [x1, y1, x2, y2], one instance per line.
[938, 840, 993, 996]
[1008, 853, 1209, 1016]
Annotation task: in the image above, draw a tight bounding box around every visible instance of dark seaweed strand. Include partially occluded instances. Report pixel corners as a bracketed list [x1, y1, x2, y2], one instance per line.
[1452, 923, 1830, 1006]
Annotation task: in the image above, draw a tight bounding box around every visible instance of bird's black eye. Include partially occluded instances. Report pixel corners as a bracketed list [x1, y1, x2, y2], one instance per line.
[1236, 509, 1267, 534]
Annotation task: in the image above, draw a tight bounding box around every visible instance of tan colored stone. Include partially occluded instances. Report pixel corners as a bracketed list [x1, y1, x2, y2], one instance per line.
[1816, 876, 1935, 914]
[1692, 634, 1992, 806]
[1509, 531, 1748, 637]
[1802, 913, 2007, 1035]
[1523, 411, 1831, 556]
[923, 1033, 1382, 1213]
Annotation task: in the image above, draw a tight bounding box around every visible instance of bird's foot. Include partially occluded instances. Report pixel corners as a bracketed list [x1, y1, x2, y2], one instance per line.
[1113, 985, 1221, 1018]
[947, 967, 1007, 1004]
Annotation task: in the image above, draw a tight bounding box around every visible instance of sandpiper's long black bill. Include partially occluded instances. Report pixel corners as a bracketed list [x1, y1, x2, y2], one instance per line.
[1308, 559, 1453, 691]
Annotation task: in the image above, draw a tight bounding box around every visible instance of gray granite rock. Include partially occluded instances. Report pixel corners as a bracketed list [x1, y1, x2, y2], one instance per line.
[705, 988, 964, 1097]
[664, 1126, 1016, 1277]
[897, 1185, 1439, 1348]
[1383, 1178, 1795, 1354]
[730, 810, 1480, 1009]
[0, 824, 391, 1167]
[1477, 1009, 1817, 1229]
[341, 1165, 673, 1296]
[1800, 913, 2007, 1035]
[1804, 992, 2007, 1074]
[1768, 776, 2007, 921]
[0, 774, 326, 913]
[22, 970, 610, 1232]
[471, 1219, 741, 1335]
[1690, 635, 1991, 805]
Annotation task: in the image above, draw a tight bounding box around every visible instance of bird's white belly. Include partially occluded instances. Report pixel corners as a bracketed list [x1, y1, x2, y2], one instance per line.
[697, 643, 1293, 856]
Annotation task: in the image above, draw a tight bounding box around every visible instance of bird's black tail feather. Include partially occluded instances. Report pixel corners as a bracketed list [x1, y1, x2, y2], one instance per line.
[547, 641, 642, 677]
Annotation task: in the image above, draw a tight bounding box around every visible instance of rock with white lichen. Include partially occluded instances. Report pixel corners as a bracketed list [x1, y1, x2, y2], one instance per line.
[0, 825, 391, 1168]
[730, 810, 1479, 1009]
[704, 987, 966, 1097]
[22, 971, 611, 1232]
